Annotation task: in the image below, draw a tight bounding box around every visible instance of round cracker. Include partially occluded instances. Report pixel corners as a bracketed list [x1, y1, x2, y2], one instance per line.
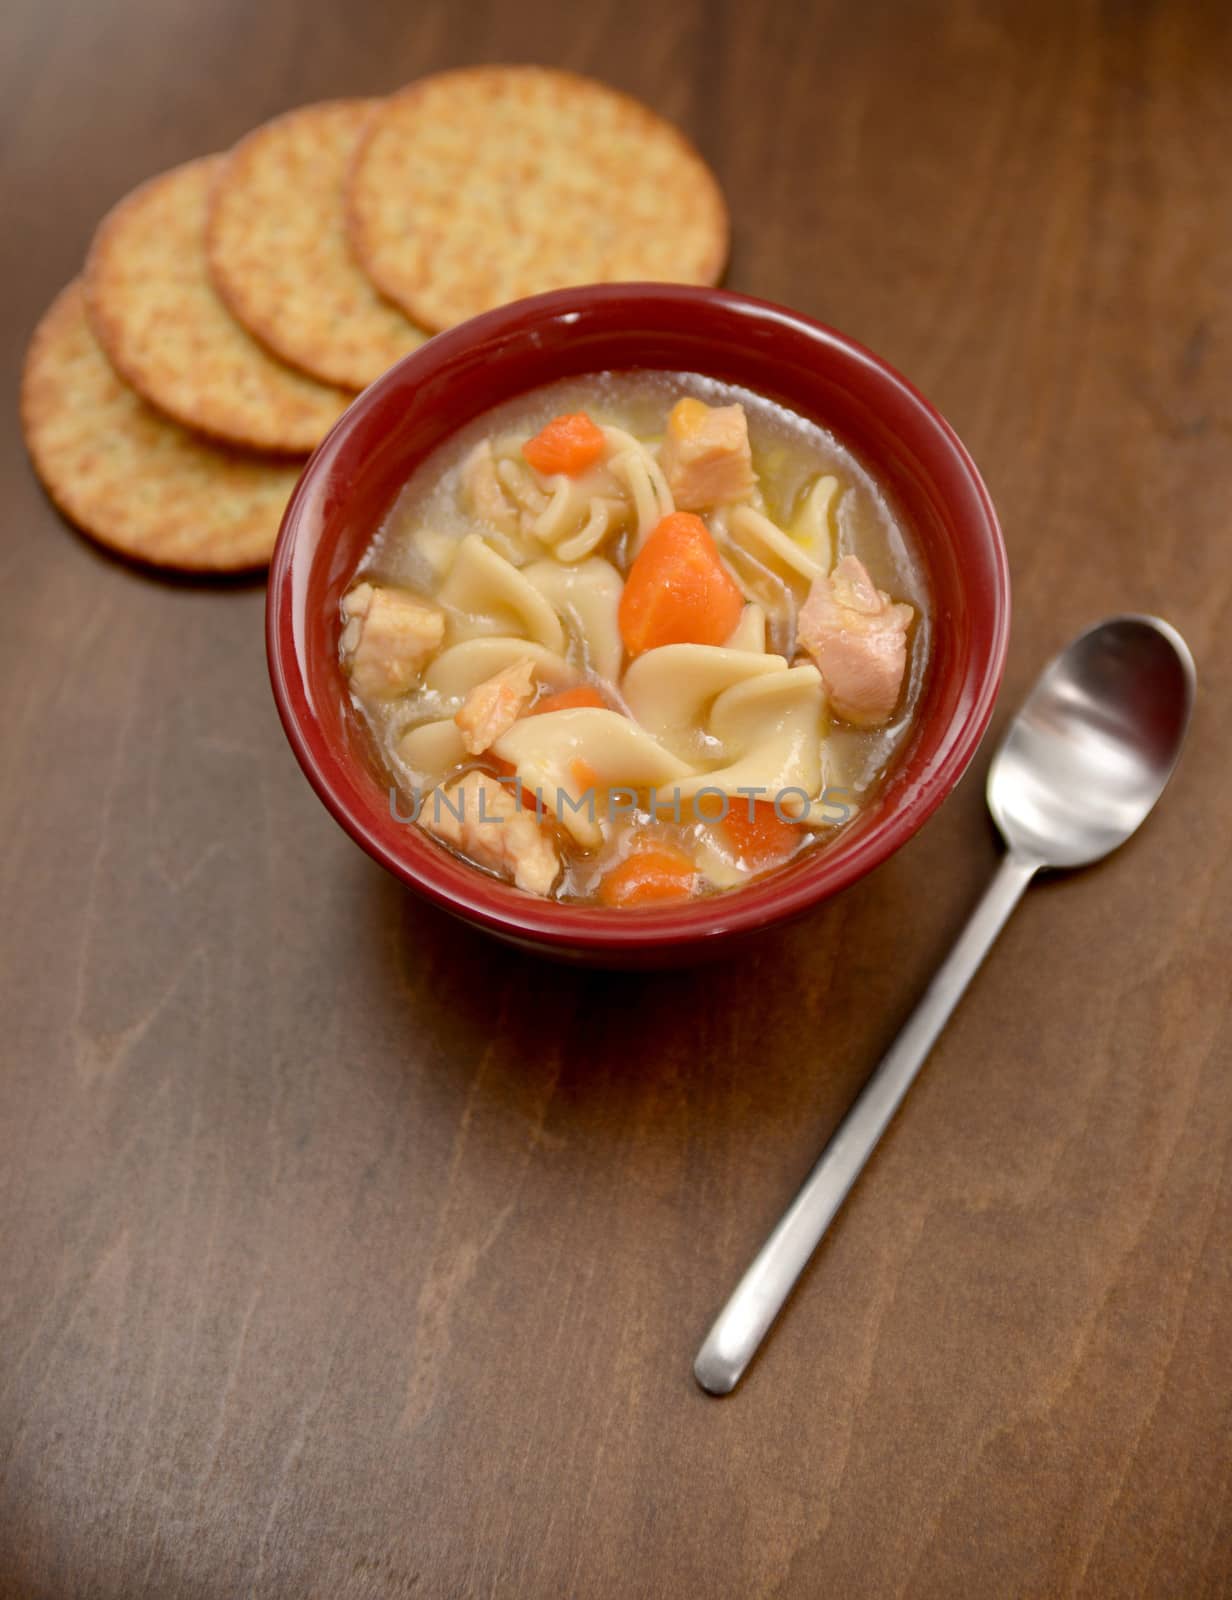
[208, 100, 429, 391]
[347, 67, 730, 332]
[85, 157, 351, 453]
[22, 281, 304, 572]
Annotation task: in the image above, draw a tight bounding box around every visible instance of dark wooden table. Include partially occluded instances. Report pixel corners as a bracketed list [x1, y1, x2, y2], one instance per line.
[3, 2, 1230, 1595]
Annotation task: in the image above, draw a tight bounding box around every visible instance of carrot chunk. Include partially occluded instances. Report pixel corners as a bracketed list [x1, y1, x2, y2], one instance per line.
[531, 685, 608, 715]
[597, 842, 698, 908]
[522, 412, 607, 477]
[617, 512, 745, 657]
[721, 800, 803, 868]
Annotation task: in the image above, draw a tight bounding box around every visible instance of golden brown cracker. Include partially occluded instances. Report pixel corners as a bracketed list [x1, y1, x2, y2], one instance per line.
[22, 282, 304, 572]
[85, 157, 351, 452]
[346, 67, 730, 332]
[208, 100, 429, 391]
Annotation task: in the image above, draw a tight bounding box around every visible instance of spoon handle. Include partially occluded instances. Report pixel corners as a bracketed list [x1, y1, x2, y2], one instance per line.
[694, 849, 1040, 1396]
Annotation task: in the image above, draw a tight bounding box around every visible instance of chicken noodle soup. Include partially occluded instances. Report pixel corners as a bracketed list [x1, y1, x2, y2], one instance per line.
[340, 374, 931, 905]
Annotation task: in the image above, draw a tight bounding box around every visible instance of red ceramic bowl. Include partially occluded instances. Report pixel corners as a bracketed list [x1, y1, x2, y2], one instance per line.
[267, 284, 1009, 964]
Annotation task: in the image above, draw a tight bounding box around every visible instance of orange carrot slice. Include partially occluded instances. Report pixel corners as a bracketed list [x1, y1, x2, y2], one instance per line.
[531, 685, 608, 715]
[722, 800, 803, 868]
[597, 842, 698, 908]
[617, 512, 745, 657]
[522, 412, 606, 477]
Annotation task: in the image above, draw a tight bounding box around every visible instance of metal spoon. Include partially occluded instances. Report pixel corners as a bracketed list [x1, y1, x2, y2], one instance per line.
[695, 614, 1196, 1396]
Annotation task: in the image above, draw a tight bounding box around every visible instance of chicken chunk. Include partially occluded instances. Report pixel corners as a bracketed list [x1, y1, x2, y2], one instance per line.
[659, 398, 757, 511]
[418, 770, 560, 896]
[797, 556, 914, 727]
[454, 657, 537, 754]
[341, 582, 445, 700]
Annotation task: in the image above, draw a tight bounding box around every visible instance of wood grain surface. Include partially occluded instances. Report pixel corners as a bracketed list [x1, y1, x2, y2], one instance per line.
[3, 1, 1230, 1595]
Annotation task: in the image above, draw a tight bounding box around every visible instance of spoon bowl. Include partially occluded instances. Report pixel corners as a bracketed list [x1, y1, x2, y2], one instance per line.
[988, 615, 1196, 869]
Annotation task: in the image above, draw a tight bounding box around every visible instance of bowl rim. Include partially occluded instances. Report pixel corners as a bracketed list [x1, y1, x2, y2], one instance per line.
[267, 282, 1010, 953]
